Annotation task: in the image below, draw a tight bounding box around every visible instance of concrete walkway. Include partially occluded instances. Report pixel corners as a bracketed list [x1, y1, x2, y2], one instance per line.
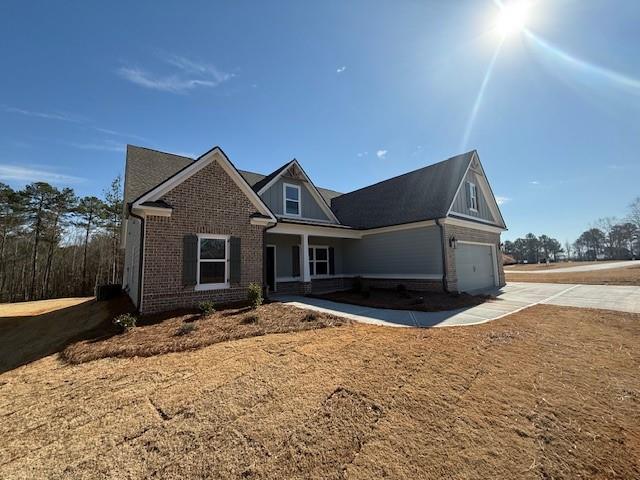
[505, 260, 640, 274]
[275, 282, 640, 328]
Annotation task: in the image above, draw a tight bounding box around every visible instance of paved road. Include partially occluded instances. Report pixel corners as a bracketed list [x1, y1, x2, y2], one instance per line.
[275, 282, 640, 328]
[505, 260, 640, 274]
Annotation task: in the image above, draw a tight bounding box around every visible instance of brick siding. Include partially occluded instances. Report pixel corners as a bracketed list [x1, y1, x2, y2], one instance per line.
[141, 158, 265, 314]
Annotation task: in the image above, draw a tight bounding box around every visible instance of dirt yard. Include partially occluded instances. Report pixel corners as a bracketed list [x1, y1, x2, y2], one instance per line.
[1, 302, 638, 479]
[63, 303, 347, 364]
[507, 265, 640, 286]
[311, 287, 492, 312]
[505, 260, 624, 272]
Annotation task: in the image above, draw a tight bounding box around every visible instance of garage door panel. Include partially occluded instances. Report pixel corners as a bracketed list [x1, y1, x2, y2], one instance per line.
[455, 243, 495, 292]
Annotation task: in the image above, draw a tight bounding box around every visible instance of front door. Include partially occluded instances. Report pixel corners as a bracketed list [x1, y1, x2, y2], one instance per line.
[266, 245, 276, 293]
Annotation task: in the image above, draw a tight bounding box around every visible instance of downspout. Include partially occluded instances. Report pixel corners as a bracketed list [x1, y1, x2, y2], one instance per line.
[128, 204, 145, 311]
[436, 218, 449, 293]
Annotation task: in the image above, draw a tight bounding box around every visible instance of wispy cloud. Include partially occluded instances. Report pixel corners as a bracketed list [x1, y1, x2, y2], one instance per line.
[529, 180, 540, 185]
[0, 164, 86, 184]
[3, 105, 146, 142]
[92, 127, 148, 142]
[336, 66, 347, 74]
[357, 151, 368, 158]
[118, 54, 232, 93]
[2, 106, 86, 123]
[376, 149, 388, 159]
[66, 140, 125, 153]
[495, 196, 510, 206]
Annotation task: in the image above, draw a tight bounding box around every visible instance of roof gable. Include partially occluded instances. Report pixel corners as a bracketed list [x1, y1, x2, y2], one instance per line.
[131, 147, 275, 221]
[446, 152, 506, 228]
[256, 160, 340, 223]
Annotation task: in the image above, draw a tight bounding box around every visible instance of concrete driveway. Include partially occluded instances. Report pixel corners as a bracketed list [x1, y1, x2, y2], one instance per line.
[275, 282, 640, 328]
[505, 260, 640, 274]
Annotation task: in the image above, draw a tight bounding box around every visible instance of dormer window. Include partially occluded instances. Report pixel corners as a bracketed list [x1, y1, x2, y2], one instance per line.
[467, 182, 478, 212]
[283, 183, 301, 216]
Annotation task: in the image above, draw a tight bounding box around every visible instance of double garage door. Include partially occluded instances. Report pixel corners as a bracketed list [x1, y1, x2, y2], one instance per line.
[455, 243, 497, 292]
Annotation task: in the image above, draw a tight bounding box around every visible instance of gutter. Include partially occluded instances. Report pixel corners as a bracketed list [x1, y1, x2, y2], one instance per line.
[435, 218, 449, 293]
[128, 204, 145, 311]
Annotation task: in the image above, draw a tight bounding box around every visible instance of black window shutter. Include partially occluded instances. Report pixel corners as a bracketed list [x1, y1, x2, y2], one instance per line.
[292, 245, 300, 277]
[230, 237, 241, 284]
[183, 234, 198, 286]
[329, 247, 335, 275]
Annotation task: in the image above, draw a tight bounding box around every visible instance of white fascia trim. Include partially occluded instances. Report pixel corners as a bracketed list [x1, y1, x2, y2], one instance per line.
[473, 159, 507, 228]
[269, 219, 438, 239]
[442, 216, 506, 233]
[250, 217, 277, 226]
[131, 205, 172, 218]
[276, 273, 442, 281]
[132, 147, 276, 222]
[268, 222, 362, 239]
[257, 159, 341, 224]
[360, 219, 436, 236]
[449, 212, 501, 226]
[445, 151, 475, 217]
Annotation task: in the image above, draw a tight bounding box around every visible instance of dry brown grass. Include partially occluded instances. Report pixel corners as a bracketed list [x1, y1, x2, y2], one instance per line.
[0, 297, 93, 317]
[1, 304, 639, 479]
[0, 296, 131, 373]
[62, 303, 347, 364]
[507, 265, 640, 286]
[505, 260, 624, 272]
[311, 287, 494, 311]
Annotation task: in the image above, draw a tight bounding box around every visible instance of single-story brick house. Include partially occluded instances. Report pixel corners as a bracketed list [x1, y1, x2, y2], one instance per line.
[122, 145, 507, 314]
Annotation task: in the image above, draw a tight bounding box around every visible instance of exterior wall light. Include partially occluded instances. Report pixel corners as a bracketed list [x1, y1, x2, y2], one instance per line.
[449, 236, 458, 249]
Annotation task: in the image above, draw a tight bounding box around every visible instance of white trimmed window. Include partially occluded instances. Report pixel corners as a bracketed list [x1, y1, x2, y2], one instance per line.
[468, 182, 478, 211]
[309, 246, 329, 276]
[283, 183, 301, 216]
[196, 234, 229, 290]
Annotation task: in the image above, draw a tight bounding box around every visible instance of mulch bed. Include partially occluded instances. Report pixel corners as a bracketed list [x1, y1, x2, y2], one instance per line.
[61, 303, 348, 364]
[310, 287, 494, 312]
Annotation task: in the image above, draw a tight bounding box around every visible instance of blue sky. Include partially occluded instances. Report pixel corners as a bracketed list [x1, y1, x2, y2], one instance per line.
[0, 0, 638, 242]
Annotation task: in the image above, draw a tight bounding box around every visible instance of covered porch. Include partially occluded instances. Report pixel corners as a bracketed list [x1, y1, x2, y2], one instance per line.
[265, 221, 361, 295]
[264, 219, 446, 296]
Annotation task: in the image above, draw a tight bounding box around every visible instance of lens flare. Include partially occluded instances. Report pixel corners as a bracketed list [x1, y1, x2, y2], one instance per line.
[495, 2, 529, 36]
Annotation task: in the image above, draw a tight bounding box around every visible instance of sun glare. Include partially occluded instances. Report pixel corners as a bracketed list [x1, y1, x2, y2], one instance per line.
[495, 2, 529, 37]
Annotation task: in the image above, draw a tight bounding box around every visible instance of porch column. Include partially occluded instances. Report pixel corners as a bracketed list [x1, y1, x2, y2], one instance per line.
[301, 233, 311, 282]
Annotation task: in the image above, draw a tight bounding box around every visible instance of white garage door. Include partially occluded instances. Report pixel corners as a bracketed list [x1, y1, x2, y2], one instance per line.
[455, 243, 496, 292]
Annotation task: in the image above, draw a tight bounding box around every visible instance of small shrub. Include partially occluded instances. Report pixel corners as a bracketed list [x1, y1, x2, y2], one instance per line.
[303, 311, 319, 322]
[113, 313, 137, 332]
[361, 283, 371, 299]
[396, 283, 406, 293]
[198, 300, 216, 316]
[247, 283, 263, 309]
[175, 322, 198, 336]
[241, 314, 259, 324]
[352, 276, 363, 293]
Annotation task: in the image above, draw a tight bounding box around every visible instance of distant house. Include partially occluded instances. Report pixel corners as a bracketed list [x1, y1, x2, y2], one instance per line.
[122, 146, 507, 314]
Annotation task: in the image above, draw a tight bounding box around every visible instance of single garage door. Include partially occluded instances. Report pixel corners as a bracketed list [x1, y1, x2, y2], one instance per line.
[455, 243, 496, 292]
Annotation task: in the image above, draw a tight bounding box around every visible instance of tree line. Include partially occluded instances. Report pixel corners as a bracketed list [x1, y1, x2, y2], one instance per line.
[504, 198, 640, 263]
[0, 177, 123, 302]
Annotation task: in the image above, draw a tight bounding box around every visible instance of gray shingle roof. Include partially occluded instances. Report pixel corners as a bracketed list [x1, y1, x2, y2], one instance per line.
[124, 145, 193, 208]
[330, 151, 475, 229]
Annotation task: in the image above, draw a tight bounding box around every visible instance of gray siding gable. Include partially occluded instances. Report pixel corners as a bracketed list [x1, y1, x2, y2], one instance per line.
[450, 169, 496, 223]
[260, 177, 333, 222]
